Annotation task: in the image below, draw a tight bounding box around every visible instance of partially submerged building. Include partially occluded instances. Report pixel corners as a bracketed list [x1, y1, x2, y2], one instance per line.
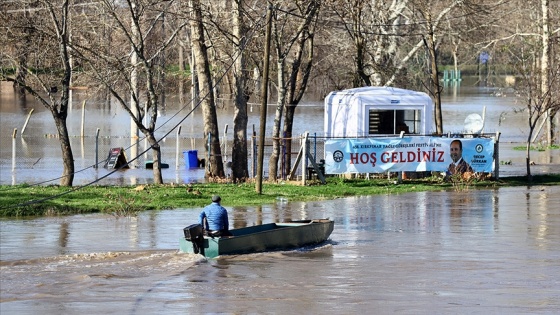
[324, 87, 434, 137]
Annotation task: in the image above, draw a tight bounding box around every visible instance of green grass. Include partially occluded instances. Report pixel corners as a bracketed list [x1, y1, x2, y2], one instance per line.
[1, 174, 559, 217]
[513, 144, 560, 151]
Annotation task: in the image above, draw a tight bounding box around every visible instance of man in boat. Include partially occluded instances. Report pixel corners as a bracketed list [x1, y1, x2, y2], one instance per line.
[199, 195, 231, 237]
[446, 139, 474, 180]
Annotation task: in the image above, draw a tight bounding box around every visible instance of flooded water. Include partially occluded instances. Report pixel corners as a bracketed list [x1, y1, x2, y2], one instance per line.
[1, 78, 560, 313]
[1, 78, 559, 186]
[1, 185, 560, 314]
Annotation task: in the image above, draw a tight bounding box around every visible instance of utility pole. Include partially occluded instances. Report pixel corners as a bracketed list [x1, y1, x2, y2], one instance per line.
[256, 4, 273, 194]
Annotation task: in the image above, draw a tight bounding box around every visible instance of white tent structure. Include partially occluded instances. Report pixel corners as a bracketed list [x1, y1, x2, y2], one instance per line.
[324, 87, 434, 137]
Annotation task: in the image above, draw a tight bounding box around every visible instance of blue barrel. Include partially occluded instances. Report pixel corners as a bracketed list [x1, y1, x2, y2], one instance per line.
[183, 150, 199, 168]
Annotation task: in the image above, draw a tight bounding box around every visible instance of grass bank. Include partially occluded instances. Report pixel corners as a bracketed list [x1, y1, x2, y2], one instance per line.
[1, 175, 559, 217]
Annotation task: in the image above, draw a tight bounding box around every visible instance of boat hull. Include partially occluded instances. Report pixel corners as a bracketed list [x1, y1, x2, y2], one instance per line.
[179, 219, 334, 258]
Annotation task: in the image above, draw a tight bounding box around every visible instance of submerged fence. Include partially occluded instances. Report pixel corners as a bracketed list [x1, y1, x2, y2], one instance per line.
[1, 127, 500, 186]
[1, 128, 327, 185]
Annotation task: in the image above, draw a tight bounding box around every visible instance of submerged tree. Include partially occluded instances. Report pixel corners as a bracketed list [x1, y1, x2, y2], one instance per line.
[1, 0, 75, 186]
[71, 0, 191, 184]
[187, 0, 271, 182]
[484, 0, 559, 178]
[190, 0, 224, 178]
[268, 0, 320, 181]
[509, 48, 560, 179]
[230, 0, 252, 181]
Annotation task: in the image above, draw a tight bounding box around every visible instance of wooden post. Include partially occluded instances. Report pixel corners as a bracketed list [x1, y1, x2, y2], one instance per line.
[494, 131, 501, 180]
[176, 126, 182, 170]
[398, 130, 405, 183]
[12, 128, 17, 172]
[81, 100, 86, 138]
[21, 109, 34, 135]
[302, 132, 309, 186]
[224, 124, 228, 163]
[256, 4, 272, 194]
[288, 146, 303, 181]
[250, 125, 255, 178]
[94, 128, 100, 168]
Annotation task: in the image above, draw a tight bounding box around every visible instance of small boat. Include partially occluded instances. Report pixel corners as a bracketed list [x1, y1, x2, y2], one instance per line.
[179, 219, 334, 258]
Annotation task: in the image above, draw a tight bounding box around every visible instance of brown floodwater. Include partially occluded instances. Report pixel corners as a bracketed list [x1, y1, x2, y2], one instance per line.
[1, 185, 559, 314]
[1, 78, 559, 314]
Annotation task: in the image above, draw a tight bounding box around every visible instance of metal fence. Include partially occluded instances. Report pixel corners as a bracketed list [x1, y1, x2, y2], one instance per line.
[1, 131, 501, 185]
[0, 130, 326, 185]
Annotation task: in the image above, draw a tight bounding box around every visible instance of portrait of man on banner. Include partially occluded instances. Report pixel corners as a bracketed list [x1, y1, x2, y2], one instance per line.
[446, 139, 474, 180]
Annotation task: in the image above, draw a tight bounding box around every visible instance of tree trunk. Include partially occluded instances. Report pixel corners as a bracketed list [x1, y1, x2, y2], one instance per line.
[190, 0, 224, 178]
[269, 1, 319, 179]
[283, 104, 296, 173]
[147, 133, 163, 184]
[54, 116, 74, 186]
[14, 56, 28, 103]
[355, 36, 371, 87]
[525, 142, 532, 181]
[268, 14, 286, 182]
[426, 24, 443, 135]
[540, 0, 552, 145]
[525, 102, 538, 181]
[268, 59, 286, 181]
[144, 49, 164, 184]
[54, 0, 74, 186]
[231, 0, 249, 182]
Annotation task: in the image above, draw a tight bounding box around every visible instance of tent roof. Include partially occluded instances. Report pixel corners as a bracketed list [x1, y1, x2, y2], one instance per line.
[328, 86, 432, 103]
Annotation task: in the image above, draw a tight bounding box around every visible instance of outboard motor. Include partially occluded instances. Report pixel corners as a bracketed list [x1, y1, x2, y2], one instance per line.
[183, 224, 204, 255]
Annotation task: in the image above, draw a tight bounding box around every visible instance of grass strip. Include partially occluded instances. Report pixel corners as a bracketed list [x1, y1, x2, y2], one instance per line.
[1, 174, 559, 217]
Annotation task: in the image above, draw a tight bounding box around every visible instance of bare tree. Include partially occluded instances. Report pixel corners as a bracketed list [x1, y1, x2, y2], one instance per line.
[497, 0, 560, 178]
[187, 0, 264, 181]
[325, 0, 410, 87]
[230, 0, 251, 182]
[410, 0, 468, 135]
[511, 52, 560, 179]
[1, 0, 75, 186]
[418, 1, 444, 135]
[70, 0, 191, 184]
[539, 0, 555, 145]
[190, 0, 224, 178]
[268, 0, 320, 181]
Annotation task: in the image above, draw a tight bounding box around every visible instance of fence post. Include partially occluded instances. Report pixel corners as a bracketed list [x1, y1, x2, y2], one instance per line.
[21, 109, 34, 135]
[176, 126, 182, 170]
[398, 131, 404, 183]
[224, 124, 228, 164]
[494, 131, 501, 180]
[313, 132, 317, 161]
[251, 125, 256, 178]
[302, 132, 309, 185]
[81, 100, 86, 138]
[282, 131, 286, 179]
[12, 128, 17, 172]
[94, 128, 100, 168]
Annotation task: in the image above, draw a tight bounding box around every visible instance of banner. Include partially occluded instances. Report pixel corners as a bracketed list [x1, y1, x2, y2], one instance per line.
[324, 137, 494, 174]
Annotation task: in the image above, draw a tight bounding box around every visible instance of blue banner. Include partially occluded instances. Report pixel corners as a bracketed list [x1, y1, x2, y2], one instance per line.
[324, 137, 494, 174]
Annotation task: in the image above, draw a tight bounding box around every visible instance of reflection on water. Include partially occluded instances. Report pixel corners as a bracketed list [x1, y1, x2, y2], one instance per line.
[1, 186, 559, 314]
